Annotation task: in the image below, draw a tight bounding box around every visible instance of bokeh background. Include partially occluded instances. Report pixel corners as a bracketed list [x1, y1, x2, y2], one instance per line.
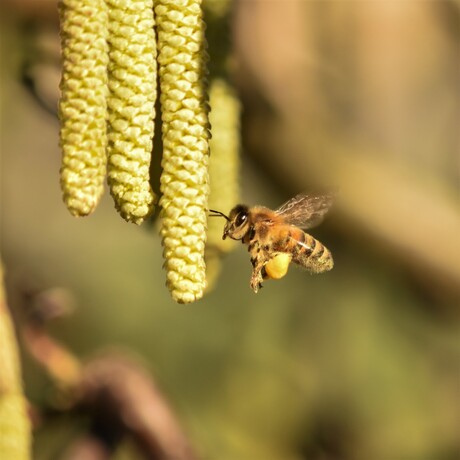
[1, 1, 459, 459]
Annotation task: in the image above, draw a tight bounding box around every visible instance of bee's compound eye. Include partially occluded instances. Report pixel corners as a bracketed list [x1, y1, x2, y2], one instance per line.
[235, 212, 247, 227]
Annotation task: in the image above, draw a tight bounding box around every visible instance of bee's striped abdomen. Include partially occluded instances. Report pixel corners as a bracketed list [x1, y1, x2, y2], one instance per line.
[293, 231, 333, 273]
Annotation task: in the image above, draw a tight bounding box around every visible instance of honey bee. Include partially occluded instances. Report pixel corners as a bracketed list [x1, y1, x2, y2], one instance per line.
[209, 192, 334, 292]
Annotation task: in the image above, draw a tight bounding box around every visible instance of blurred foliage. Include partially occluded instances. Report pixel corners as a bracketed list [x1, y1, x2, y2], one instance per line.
[1, 1, 460, 460]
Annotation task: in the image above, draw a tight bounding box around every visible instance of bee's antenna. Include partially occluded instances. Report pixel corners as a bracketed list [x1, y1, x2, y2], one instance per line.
[209, 209, 230, 221]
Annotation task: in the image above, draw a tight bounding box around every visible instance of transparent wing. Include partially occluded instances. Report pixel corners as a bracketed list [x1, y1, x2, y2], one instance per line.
[275, 192, 335, 229]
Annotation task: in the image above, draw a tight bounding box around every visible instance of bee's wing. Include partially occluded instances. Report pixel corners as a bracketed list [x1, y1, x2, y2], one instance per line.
[275, 192, 335, 229]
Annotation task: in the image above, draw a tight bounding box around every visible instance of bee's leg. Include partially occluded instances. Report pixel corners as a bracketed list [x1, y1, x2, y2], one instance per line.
[250, 259, 266, 293]
[254, 260, 273, 291]
[248, 241, 266, 293]
[261, 266, 268, 280]
[250, 269, 264, 293]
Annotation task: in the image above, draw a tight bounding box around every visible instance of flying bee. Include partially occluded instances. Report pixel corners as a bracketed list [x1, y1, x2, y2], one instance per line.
[209, 192, 334, 293]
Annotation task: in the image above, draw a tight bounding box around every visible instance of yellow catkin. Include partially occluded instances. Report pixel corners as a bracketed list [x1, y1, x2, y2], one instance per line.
[205, 78, 240, 290]
[156, 0, 211, 303]
[58, 0, 109, 217]
[106, 0, 157, 224]
[0, 265, 31, 460]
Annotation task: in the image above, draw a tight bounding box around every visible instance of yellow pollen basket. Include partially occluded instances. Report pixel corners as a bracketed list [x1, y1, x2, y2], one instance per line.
[265, 253, 292, 280]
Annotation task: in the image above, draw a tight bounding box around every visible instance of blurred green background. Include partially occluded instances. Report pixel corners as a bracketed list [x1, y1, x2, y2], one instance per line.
[1, 1, 459, 459]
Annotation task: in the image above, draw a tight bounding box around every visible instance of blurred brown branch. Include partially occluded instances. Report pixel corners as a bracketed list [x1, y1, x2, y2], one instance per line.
[2, 0, 59, 22]
[20, 287, 198, 460]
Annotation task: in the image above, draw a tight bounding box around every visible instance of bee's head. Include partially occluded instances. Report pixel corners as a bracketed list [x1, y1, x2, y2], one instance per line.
[224, 205, 250, 240]
[209, 205, 250, 241]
